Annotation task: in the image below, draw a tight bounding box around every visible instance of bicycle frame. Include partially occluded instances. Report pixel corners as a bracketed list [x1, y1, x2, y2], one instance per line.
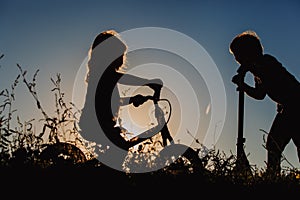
[124, 85, 204, 173]
[128, 85, 174, 148]
[38, 84, 203, 173]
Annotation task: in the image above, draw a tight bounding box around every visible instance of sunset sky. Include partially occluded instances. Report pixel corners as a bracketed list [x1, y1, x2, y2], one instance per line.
[1, 0, 300, 170]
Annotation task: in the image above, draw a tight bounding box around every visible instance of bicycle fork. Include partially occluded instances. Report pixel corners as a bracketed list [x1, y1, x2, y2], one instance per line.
[154, 103, 174, 146]
[128, 103, 173, 148]
[128, 85, 173, 148]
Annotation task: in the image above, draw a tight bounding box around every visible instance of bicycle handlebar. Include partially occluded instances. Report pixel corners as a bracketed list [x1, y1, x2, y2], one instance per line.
[147, 83, 162, 103]
[131, 83, 172, 124]
[132, 84, 162, 107]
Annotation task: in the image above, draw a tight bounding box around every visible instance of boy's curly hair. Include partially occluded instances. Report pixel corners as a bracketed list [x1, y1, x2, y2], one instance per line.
[229, 30, 263, 56]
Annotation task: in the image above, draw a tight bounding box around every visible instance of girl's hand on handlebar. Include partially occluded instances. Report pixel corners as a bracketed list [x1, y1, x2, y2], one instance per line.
[129, 94, 152, 107]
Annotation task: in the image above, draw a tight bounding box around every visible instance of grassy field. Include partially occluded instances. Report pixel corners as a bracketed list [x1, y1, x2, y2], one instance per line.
[0, 62, 299, 196]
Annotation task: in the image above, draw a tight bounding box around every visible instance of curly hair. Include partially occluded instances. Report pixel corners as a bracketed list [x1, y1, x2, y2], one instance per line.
[229, 30, 263, 56]
[85, 30, 128, 83]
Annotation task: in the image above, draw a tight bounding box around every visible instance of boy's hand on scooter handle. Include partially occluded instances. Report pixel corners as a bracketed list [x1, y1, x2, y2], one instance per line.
[232, 74, 244, 85]
[232, 74, 245, 91]
[237, 65, 251, 75]
[232, 65, 249, 91]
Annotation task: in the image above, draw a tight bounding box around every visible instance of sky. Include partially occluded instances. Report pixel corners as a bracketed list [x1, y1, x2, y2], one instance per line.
[1, 0, 300, 170]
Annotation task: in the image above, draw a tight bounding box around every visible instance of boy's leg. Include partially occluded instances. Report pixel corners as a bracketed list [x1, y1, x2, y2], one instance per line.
[291, 128, 300, 163]
[286, 106, 300, 164]
[266, 113, 291, 174]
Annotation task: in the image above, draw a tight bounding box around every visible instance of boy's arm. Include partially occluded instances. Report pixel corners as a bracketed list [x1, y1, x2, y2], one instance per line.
[241, 80, 266, 100]
[232, 75, 266, 100]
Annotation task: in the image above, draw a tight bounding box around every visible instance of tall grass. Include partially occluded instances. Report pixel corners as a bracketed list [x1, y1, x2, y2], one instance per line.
[0, 56, 299, 192]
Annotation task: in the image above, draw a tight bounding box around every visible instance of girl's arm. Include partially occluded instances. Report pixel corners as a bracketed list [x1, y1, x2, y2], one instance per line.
[120, 95, 151, 107]
[118, 73, 162, 86]
[119, 97, 132, 106]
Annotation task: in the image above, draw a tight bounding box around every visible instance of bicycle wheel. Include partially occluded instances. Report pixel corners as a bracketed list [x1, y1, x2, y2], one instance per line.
[155, 143, 205, 175]
[38, 142, 87, 167]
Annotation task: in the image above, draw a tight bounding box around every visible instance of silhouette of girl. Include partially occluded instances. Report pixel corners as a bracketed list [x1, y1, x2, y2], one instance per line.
[79, 30, 162, 169]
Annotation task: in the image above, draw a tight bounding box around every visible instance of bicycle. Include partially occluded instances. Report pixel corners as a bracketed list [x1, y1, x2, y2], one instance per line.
[120, 83, 205, 174]
[37, 84, 204, 174]
[38, 142, 87, 167]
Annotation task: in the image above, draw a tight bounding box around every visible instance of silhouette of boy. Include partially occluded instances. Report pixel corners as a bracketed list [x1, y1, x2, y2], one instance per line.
[79, 30, 163, 169]
[230, 30, 300, 174]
